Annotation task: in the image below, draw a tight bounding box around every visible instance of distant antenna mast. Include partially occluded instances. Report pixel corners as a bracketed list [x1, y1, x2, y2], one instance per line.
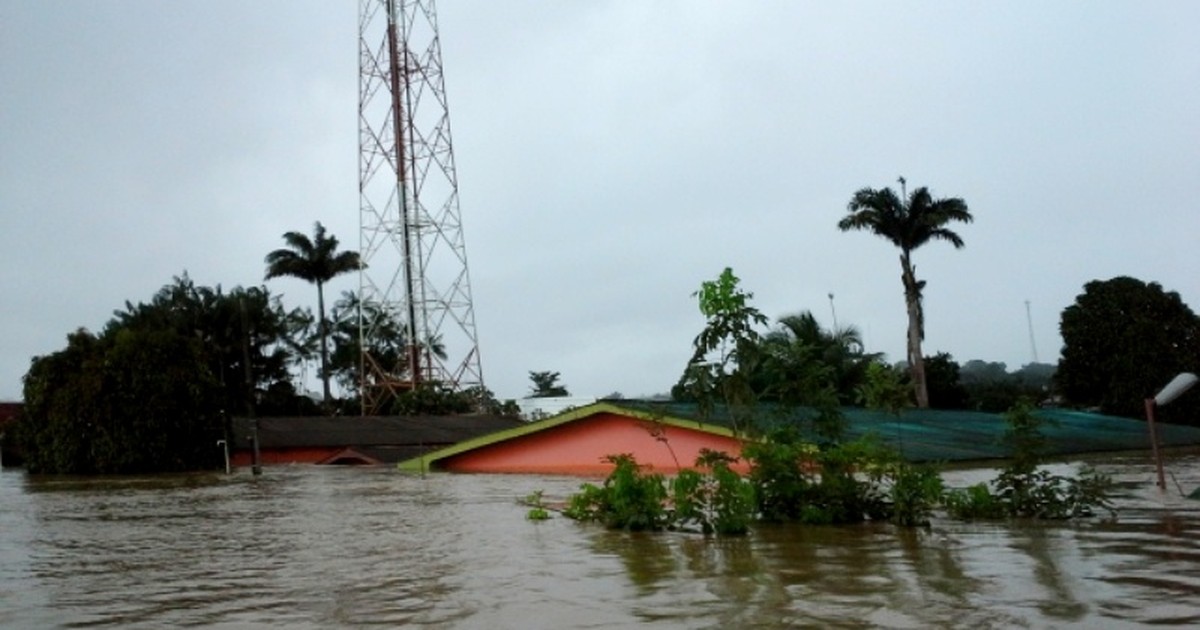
[1024, 299, 1039, 363]
[357, 0, 483, 414]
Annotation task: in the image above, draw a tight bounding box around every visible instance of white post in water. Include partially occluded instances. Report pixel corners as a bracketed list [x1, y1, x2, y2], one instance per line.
[216, 440, 230, 475]
[1145, 372, 1198, 491]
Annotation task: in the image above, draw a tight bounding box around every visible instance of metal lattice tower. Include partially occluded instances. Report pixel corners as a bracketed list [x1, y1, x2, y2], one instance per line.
[357, 0, 482, 414]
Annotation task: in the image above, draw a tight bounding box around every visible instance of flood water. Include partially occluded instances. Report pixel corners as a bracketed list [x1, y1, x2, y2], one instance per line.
[2, 453, 1199, 629]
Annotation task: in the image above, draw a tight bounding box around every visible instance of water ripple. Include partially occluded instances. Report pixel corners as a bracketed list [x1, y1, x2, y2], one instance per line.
[4, 455, 1200, 628]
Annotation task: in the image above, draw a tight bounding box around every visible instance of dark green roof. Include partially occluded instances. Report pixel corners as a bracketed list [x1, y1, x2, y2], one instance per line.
[613, 401, 1200, 462]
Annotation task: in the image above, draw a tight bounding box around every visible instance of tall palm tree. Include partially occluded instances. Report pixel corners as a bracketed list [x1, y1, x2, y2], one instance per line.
[264, 222, 361, 407]
[837, 178, 972, 408]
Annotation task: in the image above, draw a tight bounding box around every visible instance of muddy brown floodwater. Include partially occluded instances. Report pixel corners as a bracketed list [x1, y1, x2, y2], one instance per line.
[2, 452, 1199, 629]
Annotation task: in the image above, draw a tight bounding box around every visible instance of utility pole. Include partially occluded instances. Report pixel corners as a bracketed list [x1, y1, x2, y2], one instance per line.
[1025, 299, 1039, 364]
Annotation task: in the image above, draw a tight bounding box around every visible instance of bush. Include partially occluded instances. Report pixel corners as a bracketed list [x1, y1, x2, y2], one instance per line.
[671, 450, 756, 535]
[742, 429, 909, 526]
[563, 455, 669, 531]
[888, 463, 945, 526]
[944, 401, 1114, 520]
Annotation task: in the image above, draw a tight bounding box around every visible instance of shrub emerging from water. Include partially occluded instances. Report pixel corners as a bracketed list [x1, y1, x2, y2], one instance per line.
[563, 454, 669, 531]
[742, 428, 943, 527]
[558, 402, 1113, 536]
[562, 452, 756, 535]
[671, 450, 756, 535]
[887, 463, 946, 526]
[944, 401, 1114, 520]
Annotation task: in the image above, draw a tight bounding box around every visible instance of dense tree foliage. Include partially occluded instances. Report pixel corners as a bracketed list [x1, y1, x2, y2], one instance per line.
[674, 271, 892, 433]
[109, 276, 304, 416]
[1057, 277, 1200, 423]
[755, 311, 878, 406]
[954, 360, 1055, 412]
[19, 327, 222, 474]
[837, 179, 973, 408]
[17, 276, 316, 474]
[924, 352, 969, 409]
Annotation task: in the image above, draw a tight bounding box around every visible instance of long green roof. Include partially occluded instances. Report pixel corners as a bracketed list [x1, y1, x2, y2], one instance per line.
[616, 401, 1200, 461]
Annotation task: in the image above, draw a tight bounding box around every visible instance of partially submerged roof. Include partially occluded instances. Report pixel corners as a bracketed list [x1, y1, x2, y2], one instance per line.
[398, 402, 738, 473]
[230, 414, 524, 463]
[399, 401, 1200, 472]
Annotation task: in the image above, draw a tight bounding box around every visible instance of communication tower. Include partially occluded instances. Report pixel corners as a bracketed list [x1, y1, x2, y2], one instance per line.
[357, 0, 483, 413]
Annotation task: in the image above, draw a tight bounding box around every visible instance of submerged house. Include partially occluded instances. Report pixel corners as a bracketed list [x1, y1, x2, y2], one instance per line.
[229, 414, 523, 466]
[399, 402, 748, 475]
[400, 400, 1200, 475]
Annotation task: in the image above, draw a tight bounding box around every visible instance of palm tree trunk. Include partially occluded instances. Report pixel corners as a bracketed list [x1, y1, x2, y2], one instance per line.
[317, 281, 331, 407]
[900, 253, 929, 408]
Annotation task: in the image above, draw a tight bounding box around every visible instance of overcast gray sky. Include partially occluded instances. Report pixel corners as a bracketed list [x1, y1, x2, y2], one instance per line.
[2, 1, 1198, 403]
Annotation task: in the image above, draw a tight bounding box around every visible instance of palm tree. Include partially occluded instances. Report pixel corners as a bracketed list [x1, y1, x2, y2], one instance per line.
[837, 178, 972, 408]
[327, 290, 447, 396]
[758, 311, 878, 405]
[264, 222, 361, 407]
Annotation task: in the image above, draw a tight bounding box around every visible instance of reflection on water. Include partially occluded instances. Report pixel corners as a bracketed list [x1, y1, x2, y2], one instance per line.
[2, 453, 1199, 628]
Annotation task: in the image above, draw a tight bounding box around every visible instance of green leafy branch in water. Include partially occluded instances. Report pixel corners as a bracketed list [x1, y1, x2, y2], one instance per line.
[521, 490, 552, 521]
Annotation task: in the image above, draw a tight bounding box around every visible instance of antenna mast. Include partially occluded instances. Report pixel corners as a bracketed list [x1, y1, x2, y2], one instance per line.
[357, 0, 483, 413]
[1024, 299, 1039, 364]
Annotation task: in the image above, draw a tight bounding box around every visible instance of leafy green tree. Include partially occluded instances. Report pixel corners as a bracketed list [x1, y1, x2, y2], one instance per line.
[19, 327, 223, 474]
[856, 361, 912, 415]
[958, 359, 1019, 411]
[1013, 362, 1056, 391]
[329, 291, 403, 394]
[679, 268, 769, 433]
[924, 352, 969, 409]
[528, 371, 569, 398]
[111, 275, 297, 417]
[326, 290, 451, 408]
[265, 222, 361, 407]
[959, 359, 1010, 385]
[18, 275, 318, 474]
[1057, 277, 1200, 423]
[757, 311, 878, 406]
[837, 178, 973, 408]
[956, 359, 1055, 412]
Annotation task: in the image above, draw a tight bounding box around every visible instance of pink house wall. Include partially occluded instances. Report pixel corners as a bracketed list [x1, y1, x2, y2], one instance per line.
[437, 412, 749, 475]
